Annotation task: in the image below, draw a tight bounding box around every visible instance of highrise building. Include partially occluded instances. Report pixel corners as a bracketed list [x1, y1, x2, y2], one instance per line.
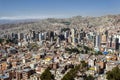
[18, 33, 24, 41]
[115, 38, 119, 51]
[71, 28, 75, 44]
[94, 33, 101, 51]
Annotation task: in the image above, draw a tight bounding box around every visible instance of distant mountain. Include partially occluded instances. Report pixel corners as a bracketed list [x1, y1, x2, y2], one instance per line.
[0, 14, 120, 35]
[0, 19, 40, 25]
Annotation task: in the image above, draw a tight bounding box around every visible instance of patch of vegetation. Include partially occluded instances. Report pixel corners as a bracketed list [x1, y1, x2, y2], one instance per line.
[83, 46, 92, 51]
[80, 61, 88, 69]
[106, 66, 120, 80]
[61, 65, 80, 80]
[6, 39, 14, 43]
[65, 47, 80, 54]
[61, 28, 70, 32]
[0, 38, 4, 44]
[62, 61, 88, 80]
[27, 43, 39, 51]
[61, 21, 71, 25]
[40, 67, 55, 80]
[95, 51, 103, 55]
[84, 75, 95, 80]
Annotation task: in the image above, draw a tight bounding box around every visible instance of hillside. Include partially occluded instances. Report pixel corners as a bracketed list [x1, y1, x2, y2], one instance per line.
[0, 14, 120, 35]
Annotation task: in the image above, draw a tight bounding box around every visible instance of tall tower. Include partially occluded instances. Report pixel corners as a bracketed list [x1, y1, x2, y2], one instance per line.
[94, 33, 101, 51]
[71, 28, 75, 45]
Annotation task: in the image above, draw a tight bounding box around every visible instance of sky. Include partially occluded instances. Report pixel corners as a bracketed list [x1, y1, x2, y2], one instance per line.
[0, 0, 120, 19]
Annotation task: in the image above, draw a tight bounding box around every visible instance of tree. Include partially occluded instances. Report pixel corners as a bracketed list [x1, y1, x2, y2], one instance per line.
[85, 75, 94, 80]
[106, 66, 120, 80]
[40, 68, 54, 80]
[0, 38, 4, 44]
[95, 51, 103, 55]
[28, 43, 39, 51]
[80, 61, 88, 70]
[65, 47, 80, 54]
[61, 65, 80, 80]
[61, 28, 70, 32]
[79, 61, 88, 79]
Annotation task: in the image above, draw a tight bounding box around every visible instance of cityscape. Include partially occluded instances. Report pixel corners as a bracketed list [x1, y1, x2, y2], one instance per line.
[0, 0, 120, 80]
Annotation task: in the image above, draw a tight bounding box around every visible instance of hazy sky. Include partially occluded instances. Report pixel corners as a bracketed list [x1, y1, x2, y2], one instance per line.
[0, 0, 120, 19]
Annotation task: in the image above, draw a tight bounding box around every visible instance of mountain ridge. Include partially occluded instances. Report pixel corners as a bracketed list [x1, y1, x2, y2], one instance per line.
[0, 14, 120, 35]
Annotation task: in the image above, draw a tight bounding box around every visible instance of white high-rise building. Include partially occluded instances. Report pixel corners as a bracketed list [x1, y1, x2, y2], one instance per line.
[71, 28, 75, 44]
[94, 33, 101, 51]
[39, 33, 42, 41]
